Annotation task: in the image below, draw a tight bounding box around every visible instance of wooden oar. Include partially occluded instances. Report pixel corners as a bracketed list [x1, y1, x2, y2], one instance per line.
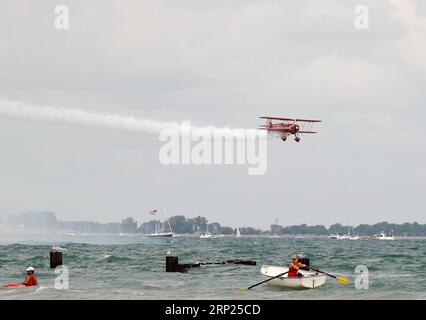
[309, 267, 349, 284]
[238, 271, 289, 291]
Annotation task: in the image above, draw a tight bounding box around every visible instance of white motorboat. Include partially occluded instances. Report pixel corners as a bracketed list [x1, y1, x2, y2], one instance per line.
[330, 227, 359, 240]
[375, 231, 395, 240]
[260, 265, 326, 289]
[329, 232, 349, 239]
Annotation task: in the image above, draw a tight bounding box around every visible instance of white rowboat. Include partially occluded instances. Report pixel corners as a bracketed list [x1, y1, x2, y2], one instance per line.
[260, 265, 326, 289]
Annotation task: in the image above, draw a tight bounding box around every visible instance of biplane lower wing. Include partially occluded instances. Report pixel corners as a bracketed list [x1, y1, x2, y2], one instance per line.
[257, 128, 288, 132]
[258, 128, 317, 134]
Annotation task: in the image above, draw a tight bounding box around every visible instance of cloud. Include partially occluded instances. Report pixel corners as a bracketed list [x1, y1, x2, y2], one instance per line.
[297, 54, 384, 102]
[389, 0, 426, 72]
[389, 0, 426, 32]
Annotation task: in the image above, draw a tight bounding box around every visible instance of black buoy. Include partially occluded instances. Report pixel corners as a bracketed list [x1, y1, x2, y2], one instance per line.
[166, 256, 179, 272]
[50, 249, 63, 269]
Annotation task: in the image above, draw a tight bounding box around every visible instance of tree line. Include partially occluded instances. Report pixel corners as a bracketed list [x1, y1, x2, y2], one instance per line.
[3, 211, 426, 236]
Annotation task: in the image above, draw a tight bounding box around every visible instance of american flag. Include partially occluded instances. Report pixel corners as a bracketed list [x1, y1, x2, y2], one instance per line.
[149, 209, 157, 215]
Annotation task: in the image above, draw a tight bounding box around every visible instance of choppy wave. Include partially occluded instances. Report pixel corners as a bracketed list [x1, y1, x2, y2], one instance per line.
[99, 255, 132, 263]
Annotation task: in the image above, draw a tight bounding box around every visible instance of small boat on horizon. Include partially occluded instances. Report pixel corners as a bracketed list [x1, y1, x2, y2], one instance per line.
[200, 224, 212, 239]
[149, 231, 174, 238]
[271, 219, 280, 237]
[349, 227, 359, 240]
[148, 209, 175, 238]
[329, 227, 359, 240]
[329, 232, 349, 239]
[372, 230, 395, 240]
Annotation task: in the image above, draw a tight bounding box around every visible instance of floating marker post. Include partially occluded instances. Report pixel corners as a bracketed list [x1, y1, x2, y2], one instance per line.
[50, 248, 63, 268]
[166, 256, 255, 272]
[166, 256, 179, 272]
[226, 258, 256, 265]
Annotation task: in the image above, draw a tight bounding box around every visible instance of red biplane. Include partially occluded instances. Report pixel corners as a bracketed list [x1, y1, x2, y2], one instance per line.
[258, 116, 322, 142]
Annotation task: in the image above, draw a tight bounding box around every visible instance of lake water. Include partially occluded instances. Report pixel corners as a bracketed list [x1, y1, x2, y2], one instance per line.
[0, 234, 425, 299]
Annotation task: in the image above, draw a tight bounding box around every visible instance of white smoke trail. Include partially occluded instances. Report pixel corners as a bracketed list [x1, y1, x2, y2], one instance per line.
[0, 98, 258, 138]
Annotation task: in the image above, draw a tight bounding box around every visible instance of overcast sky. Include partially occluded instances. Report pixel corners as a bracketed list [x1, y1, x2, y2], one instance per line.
[0, 0, 425, 229]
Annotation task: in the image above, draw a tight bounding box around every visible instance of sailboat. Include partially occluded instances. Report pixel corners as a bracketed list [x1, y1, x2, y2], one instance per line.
[271, 219, 280, 238]
[211, 224, 224, 238]
[235, 228, 241, 237]
[337, 227, 351, 239]
[148, 209, 174, 237]
[200, 224, 212, 239]
[349, 227, 360, 240]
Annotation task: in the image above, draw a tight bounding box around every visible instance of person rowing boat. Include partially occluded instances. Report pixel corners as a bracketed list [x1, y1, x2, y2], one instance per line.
[288, 255, 307, 278]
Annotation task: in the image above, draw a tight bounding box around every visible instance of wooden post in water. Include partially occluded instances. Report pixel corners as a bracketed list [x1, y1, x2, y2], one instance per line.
[166, 256, 178, 272]
[50, 250, 63, 268]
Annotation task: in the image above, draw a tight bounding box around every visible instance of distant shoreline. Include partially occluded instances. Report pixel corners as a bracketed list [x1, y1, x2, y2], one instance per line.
[2, 226, 426, 240]
[2, 211, 426, 237]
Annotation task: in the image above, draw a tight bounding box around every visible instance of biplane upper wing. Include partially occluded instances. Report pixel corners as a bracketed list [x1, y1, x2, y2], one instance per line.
[259, 116, 322, 123]
[258, 128, 318, 134]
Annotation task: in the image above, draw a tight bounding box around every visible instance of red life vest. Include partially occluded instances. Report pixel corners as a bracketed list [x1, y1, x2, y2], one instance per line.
[288, 262, 299, 277]
[25, 275, 38, 287]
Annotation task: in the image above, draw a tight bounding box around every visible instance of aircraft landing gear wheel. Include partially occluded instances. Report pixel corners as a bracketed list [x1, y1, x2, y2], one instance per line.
[281, 137, 287, 142]
[295, 137, 300, 142]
